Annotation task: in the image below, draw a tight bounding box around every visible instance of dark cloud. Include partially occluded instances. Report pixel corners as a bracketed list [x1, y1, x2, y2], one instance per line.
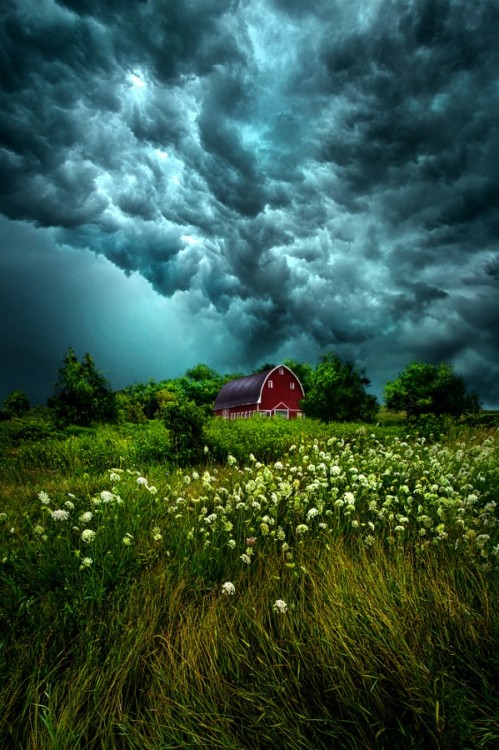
[1, 0, 498, 407]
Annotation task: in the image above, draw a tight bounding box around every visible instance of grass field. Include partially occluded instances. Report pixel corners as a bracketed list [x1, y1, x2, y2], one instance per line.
[0, 416, 498, 748]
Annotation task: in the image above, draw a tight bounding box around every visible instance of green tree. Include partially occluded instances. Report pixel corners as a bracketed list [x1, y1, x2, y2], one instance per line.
[117, 379, 174, 421]
[2, 389, 30, 418]
[384, 362, 481, 418]
[302, 353, 378, 423]
[179, 364, 225, 407]
[162, 398, 207, 466]
[48, 347, 117, 426]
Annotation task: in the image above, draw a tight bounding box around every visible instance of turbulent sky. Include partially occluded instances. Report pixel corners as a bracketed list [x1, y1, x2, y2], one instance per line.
[1, 0, 498, 407]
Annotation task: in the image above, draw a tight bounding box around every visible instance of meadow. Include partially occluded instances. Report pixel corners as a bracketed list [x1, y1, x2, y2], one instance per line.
[0, 416, 498, 749]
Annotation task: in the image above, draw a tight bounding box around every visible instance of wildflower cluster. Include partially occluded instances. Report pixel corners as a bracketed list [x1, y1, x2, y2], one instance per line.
[32, 468, 159, 574]
[24, 432, 498, 594]
[157, 432, 498, 572]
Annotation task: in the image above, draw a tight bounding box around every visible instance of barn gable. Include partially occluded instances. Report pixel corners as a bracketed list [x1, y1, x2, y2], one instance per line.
[213, 365, 305, 419]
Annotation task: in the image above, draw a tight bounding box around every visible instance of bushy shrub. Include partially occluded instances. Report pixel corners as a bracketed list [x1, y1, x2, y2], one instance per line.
[2, 390, 30, 418]
[161, 399, 207, 466]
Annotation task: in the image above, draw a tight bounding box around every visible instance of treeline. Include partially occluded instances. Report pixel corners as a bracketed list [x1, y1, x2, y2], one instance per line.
[1, 347, 485, 430]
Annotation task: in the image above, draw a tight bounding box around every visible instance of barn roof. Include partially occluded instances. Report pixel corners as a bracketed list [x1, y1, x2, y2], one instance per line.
[213, 370, 272, 410]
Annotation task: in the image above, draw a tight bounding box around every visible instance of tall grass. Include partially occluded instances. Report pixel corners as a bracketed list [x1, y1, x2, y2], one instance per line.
[1, 541, 496, 748]
[0, 421, 498, 748]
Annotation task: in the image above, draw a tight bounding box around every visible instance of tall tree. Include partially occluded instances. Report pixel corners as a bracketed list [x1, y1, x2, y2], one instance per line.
[384, 362, 481, 418]
[48, 347, 117, 426]
[302, 353, 378, 423]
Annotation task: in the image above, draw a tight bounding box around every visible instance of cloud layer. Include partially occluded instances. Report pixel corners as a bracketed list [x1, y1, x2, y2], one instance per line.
[1, 0, 498, 405]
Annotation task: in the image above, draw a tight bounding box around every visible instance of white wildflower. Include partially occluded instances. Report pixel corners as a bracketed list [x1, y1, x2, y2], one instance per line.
[38, 491, 51, 504]
[476, 534, 490, 547]
[137, 477, 148, 486]
[51, 509, 69, 521]
[79, 511, 93, 524]
[240, 553, 251, 564]
[296, 524, 309, 535]
[81, 529, 96, 543]
[273, 599, 288, 614]
[100, 490, 115, 503]
[80, 557, 93, 569]
[109, 472, 121, 483]
[64, 500, 75, 511]
[221, 581, 235, 596]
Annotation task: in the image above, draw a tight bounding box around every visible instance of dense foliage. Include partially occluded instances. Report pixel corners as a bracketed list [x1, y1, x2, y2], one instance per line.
[48, 347, 117, 426]
[302, 353, 378, 422]
[385, 362, 481, 418]
[161, 398, 207, 466]
[1, 389, 30, 420]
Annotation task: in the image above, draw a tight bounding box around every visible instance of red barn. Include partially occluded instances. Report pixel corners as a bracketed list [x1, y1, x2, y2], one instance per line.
[213, 365, 305, 419]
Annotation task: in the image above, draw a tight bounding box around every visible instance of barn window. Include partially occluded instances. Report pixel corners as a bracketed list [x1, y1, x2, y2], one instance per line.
[279, 367, 283, 374]
[290, 382, 295, 390]
[268, 380, 273, 388]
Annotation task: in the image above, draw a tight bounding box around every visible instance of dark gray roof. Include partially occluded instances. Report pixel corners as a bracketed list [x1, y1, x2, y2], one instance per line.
[213, 370, 272, 410]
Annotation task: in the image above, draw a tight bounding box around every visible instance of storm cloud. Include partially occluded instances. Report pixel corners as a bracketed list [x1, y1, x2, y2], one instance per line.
[1, 0, 498, 406]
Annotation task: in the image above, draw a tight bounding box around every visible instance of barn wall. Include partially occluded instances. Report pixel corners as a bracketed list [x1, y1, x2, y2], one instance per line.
[259, 367, 303, 416]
